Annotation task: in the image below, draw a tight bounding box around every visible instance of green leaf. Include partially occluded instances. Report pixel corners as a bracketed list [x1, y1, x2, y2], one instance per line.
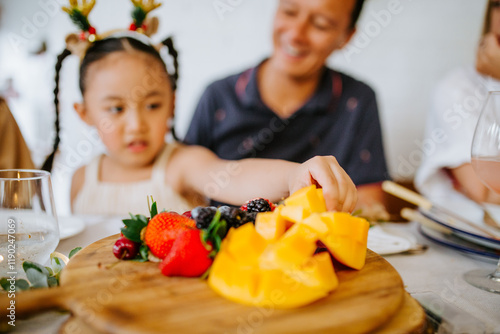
[15, 279, 30, 291]
[69, 247, 82, 259]
[50, 258, 64, 275]
[26, 268, 48, 288]
[45, 266, 54, 276]
[47, 276, 59, 288]
[121, 227, 142, 243]
[0, 278, 10, 291]
[122, 218, 146, 230]
[23, 261, 49, 276]
[150, 201, 158, 218]
[139, 244, 149, 261]
[136, 214, 149, 225]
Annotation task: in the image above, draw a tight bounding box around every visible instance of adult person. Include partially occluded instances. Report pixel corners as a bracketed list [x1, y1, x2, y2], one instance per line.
[184, 0, 389, 219]
[0, 97, 35, 169]
[415, 0, 500, 204]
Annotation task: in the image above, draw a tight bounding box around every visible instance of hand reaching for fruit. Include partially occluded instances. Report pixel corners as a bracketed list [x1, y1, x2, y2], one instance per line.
[288, 156, 357, 213]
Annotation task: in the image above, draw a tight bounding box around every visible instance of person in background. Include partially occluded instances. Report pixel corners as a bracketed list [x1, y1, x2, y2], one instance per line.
[42, 33, 357, 217]
[415, 0, 500, 204]
[0, 97, 35, 169]
[184, 0, 389, 221]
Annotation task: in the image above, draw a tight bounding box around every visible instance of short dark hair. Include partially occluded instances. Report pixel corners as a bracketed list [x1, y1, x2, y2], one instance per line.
[349, 0, 366, 29]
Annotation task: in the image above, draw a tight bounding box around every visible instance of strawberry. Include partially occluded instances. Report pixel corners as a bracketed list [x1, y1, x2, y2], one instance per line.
[159, 228, 213, 277]
[144, 212, 196, 259]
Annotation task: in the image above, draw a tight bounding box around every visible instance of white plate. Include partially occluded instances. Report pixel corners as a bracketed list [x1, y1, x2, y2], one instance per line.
[419, 225, 499, 263]
[419, 197, 500, 250]
[368, 224, 417, 255]
[58, 216, 85, 240]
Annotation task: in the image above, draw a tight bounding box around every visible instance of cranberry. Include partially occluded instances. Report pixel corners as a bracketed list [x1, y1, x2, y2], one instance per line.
[182, 211, 192, 218]
[113, 237, 139, 260]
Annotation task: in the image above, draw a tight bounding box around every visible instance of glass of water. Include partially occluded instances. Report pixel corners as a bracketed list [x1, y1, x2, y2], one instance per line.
[0, 170, 59, 278]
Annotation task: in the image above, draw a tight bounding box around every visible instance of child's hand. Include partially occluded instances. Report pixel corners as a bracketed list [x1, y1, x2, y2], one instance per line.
[289, 156, 357, 213]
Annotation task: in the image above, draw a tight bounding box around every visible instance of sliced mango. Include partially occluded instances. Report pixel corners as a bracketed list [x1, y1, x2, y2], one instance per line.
[270, 224, 318, 268]
[284, 185, 326, 213]
[226, 223, 267, 266]
[255, 207, 287, 241]
[320, 212, 370, 270]
[280, 205, 310, 223]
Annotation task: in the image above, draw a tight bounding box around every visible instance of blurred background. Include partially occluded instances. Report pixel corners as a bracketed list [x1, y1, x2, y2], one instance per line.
[0, 0, 486, 214]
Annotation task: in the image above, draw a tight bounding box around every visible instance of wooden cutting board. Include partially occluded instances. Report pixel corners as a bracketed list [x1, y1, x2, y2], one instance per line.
[0, 234, 414, 334]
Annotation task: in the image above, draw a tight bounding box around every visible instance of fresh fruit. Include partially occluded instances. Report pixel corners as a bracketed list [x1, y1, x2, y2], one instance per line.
[208, 185, 370, 308]
[209, 223, 338, 308]
[113, 237, 140, 260]
[319, 212, 370, 270]
[240, 198, 276, 212]
[191, 206, 217, 229]
[284, 185, 326, 214]
[159, 228, 213, 277]
[182, 211, 192, 218]
[144, 211, 196, 259]
[254, 207, 286, 241]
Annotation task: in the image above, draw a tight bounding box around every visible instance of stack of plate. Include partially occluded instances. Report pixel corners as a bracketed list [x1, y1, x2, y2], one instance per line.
[417, 198, 500, 263]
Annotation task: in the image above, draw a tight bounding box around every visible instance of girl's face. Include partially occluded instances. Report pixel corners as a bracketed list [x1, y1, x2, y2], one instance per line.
[75, 51, 173, 169]
[270, 0, 356, 79]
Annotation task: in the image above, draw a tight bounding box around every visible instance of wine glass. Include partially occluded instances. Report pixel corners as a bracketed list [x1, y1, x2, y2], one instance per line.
[0, 170, 60, 278]
[463, 91, 500, 294]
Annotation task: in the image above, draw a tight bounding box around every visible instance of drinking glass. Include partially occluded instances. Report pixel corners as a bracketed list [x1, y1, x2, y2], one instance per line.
[463, 91, 500, 294]
[0, 170, 59, 278]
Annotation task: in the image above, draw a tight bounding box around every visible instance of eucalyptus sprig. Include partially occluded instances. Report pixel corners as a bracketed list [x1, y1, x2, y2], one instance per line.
[0, 247, 81, 292]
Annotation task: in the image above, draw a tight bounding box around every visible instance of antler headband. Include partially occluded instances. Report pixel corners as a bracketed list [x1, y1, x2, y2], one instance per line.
[62, 0, 162, 58]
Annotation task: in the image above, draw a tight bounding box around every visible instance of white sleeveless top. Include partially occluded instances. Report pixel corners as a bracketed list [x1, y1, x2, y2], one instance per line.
[72, 143, 194, 216]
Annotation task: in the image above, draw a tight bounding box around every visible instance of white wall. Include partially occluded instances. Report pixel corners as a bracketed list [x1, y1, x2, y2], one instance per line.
[0, 0, 487, 215]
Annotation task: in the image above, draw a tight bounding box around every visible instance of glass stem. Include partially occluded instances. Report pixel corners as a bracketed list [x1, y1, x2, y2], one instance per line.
[491, 258, 500, 282]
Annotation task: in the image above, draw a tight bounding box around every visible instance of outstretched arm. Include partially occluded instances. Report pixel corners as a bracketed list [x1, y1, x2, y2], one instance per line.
[173, 145, 357, 212]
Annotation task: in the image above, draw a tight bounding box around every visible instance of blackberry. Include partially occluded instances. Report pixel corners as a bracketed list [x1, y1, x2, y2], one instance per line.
[191, 206, 217, 229]
[245, 198, 273, 213]
[218, 206, 245, 228]
[228, 211, 257, 228]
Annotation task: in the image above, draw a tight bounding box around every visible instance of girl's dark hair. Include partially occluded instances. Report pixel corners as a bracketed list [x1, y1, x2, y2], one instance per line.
[42, 35, 179, 172]
[349, 0, 366, 30]
[41, 48, 71, 172]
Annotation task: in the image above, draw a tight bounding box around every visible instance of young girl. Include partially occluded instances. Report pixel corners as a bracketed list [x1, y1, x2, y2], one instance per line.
[42, 34, 357, 216]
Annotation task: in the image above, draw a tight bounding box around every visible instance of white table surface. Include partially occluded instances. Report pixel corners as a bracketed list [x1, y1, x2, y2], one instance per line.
[8, 218, 500, 334]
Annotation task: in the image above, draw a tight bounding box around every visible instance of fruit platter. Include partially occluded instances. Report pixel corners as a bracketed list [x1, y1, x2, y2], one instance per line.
[0, 186, 425, 333]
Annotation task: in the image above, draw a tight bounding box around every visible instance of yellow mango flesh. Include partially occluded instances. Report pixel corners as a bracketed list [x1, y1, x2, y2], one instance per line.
[300, 213, 330, 236]
[255, 207, 287, 241]
[226, 223, 267, 266]
[209, 223, 339, 308]
[279, 205, 310, 223]
[320, 212, 370, 270]
[284, 185, 326, 213]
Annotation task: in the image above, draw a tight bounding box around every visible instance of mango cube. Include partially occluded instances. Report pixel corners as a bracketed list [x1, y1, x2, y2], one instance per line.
[280, 205, 310, 223]
[255, 207, 287, 241]
[284, 185, 326, 214]
[270, 224, 318, 268]
[226, 223, 267, 266]
[320, 212, 370, 270]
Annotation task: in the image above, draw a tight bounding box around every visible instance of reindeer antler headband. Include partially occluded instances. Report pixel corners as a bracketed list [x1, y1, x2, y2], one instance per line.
[62, 0, 162, 58]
